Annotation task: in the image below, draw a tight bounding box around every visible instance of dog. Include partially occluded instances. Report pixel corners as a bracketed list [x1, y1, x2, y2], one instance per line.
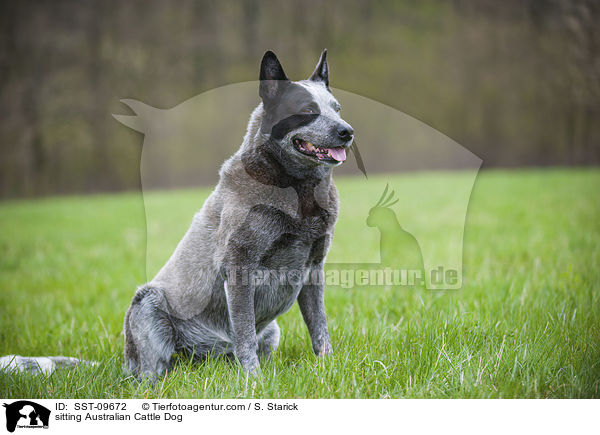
[123, 49, 354, 378]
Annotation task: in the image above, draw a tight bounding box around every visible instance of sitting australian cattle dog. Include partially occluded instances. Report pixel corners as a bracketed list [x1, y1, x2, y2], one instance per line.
[123, 50, 355, 379]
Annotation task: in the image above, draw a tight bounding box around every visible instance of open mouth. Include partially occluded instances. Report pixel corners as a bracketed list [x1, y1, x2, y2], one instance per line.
[293, 138, 347, 164]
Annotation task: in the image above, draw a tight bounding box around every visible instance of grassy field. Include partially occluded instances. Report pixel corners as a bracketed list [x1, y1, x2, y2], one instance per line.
[0, 168, 599, 398]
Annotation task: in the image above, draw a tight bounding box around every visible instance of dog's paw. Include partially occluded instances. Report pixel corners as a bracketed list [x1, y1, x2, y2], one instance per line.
[316, 341, 333, 358]
[243, 363, 261, 379]
[238, 354, 261, 376]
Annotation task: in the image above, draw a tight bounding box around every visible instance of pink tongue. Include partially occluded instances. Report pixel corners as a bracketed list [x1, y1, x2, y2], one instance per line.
[328, 147, 347, 162]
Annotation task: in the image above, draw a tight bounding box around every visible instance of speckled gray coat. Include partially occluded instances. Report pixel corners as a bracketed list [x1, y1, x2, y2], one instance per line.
[124, 50, 354, 378]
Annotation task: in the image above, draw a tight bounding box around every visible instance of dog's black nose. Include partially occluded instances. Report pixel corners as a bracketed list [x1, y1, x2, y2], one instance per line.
[337, 125, 354, 141]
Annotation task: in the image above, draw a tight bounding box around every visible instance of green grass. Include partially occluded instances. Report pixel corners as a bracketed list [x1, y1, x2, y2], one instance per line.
[1, 168, 599, 398]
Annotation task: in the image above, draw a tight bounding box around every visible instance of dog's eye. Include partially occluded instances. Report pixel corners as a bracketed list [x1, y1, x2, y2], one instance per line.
[333, 104, 341, 113]
[301, 106, 317, 114]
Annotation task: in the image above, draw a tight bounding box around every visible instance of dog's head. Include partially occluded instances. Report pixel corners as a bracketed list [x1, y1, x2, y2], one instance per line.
[258, 50, 354, 170]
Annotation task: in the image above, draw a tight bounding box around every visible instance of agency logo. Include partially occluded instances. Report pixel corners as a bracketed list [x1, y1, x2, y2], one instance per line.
[114, 81, 481, 293]
[2, 401, 50, 433]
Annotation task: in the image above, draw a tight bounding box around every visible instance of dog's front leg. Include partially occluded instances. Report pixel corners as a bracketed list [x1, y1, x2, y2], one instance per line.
[223, 205, 287, 372]
[297, 267, 333, 357]
[225, 270, 260, 374]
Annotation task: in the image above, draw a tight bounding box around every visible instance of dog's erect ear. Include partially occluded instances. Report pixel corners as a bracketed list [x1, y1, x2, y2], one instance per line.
[309, 49, 329, 90]
[259, 51, 289, 105]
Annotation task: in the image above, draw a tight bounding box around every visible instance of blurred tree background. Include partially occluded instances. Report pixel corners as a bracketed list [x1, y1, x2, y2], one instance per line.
[0, 0, 598, 198]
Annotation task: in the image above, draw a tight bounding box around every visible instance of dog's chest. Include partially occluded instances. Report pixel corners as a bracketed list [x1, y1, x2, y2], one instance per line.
[260, 196, 332, 268]
[253, 198, 333, 326]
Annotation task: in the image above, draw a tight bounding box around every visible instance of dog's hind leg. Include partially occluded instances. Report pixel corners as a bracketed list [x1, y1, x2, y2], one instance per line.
[124, 286, 176, 380]
[257, 320, 280, 360]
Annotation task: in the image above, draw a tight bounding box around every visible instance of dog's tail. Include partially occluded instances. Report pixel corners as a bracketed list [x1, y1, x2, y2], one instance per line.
[0, 355, 98, 375]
